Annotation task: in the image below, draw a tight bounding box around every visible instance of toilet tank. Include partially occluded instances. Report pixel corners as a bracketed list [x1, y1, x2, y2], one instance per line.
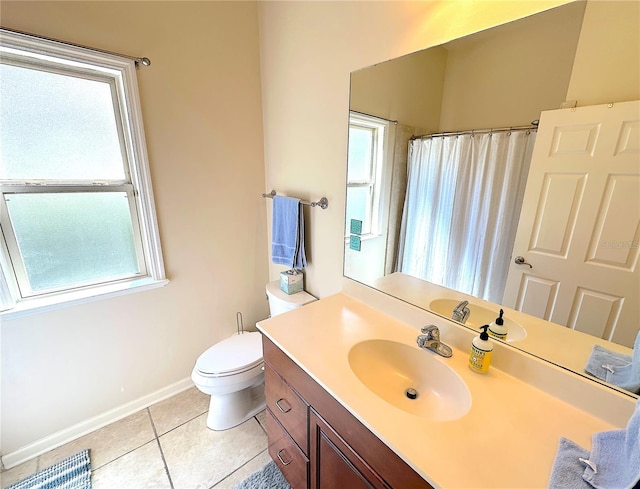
[266, 280, 316, 317]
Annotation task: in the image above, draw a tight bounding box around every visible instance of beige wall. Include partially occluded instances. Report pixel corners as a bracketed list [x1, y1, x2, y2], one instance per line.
[439, 1, 585, 131]
[5, 0, 636, 464]
[258, 0, 572, 300]
[347, 1, 586, 133]
[1, 1, 268, 456]
[349, 47, 447, 131]
[260, 0, 639, 300]
[568, 0, 640, 105]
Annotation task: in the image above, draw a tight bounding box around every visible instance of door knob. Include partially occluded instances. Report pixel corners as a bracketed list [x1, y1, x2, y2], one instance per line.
[514, 256, 533, 268]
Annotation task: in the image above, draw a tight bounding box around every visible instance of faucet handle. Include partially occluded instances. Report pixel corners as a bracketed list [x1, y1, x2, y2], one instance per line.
[420, 324, 440, 339]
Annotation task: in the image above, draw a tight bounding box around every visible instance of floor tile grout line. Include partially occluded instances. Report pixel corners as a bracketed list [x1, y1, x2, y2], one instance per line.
[89, 409, 159, 473]
[4, 400, 176, 479]
[210, 447, 270, 489]
[146, 408, 175, 489]
[209, 413, 269, 488]
[5, 394, 266, 489]
[153, 409, 209, 438]
[91, 439, 158, 474]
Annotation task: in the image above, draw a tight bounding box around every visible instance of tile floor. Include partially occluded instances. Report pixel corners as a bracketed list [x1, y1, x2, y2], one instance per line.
[1, 387, 271, 489]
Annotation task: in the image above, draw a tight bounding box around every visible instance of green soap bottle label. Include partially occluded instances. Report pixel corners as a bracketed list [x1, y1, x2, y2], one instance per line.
[488, 329, 507, 341]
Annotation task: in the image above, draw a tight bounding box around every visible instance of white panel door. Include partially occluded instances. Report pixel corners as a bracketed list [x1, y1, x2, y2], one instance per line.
[503, 100, 640, 347]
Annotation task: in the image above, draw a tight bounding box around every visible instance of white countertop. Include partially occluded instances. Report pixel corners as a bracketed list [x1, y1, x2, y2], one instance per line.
[257, 292, 633, 489]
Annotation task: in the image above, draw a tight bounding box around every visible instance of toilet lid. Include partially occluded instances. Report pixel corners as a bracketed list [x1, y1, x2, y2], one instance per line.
[195, 332, 263, 376]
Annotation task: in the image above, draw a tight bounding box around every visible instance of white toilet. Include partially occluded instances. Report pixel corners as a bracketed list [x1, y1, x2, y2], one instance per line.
[192, 281, 316, 430]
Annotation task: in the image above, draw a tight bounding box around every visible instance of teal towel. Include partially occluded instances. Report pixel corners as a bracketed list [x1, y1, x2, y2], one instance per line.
[584, 330, 640, 394]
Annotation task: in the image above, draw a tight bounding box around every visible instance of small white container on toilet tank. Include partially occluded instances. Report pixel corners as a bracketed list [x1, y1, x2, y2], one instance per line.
[191, 281, 316, 430]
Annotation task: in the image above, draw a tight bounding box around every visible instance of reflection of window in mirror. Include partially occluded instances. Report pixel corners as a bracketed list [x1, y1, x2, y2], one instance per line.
[346, 112, 394, 239]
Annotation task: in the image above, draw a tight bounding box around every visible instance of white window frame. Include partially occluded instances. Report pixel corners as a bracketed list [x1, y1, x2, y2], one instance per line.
[346, 112, 394, 239]
[0, 29, 167, 318]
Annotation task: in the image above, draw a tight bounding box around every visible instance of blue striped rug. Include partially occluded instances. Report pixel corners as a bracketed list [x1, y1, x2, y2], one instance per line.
[7, 450, 91, 489]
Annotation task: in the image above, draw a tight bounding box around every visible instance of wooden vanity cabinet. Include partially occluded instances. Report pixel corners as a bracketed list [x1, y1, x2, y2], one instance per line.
[263, 336, 433, 489]
[309, 408, 391, 489]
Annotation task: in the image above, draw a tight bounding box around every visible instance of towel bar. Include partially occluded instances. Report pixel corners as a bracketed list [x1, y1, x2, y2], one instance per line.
[262, 190, 328, 210]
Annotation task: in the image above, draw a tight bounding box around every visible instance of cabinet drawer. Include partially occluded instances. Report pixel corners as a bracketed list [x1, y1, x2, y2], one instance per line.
[265, 362, 308, 454]
[266, 408, 309, 489]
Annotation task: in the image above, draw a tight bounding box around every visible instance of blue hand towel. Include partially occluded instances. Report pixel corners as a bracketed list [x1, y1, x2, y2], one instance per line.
[548, 437, 592, 489]
[584, 330, 640, 394]
[548, 398, 640, 489]
[271, 195, 307, 269]
[582, 397, 640, 489]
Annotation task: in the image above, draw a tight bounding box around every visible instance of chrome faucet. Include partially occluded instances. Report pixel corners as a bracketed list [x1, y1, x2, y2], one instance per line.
[417, 325, 452, 357]
[452, 300, 471, 324]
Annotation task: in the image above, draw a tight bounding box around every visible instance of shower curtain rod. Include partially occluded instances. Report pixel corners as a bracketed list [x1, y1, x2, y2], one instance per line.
[0, 27, 151, 69]
[411, 122, 538, 140]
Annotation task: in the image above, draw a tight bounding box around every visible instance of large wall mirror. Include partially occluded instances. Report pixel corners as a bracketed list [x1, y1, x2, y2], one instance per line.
[344, 0, 639, 397]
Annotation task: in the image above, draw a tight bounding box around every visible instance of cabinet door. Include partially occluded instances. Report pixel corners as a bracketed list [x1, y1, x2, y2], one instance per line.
[310, 409, 391, 489]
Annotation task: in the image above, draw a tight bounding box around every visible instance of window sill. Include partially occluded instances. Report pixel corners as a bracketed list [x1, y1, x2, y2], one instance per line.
[0, 276, 170, 320]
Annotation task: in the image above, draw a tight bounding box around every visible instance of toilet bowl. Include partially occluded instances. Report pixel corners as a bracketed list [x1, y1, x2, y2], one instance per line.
[191, 331, 265, 430]
[192, 281, 316, 430]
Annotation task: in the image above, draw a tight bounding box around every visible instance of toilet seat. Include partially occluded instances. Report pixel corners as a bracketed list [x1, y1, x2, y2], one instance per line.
[195, 331, 263, 377]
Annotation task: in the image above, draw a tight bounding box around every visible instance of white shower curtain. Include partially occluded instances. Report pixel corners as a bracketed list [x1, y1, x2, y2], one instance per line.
[397, 129, 536, 303]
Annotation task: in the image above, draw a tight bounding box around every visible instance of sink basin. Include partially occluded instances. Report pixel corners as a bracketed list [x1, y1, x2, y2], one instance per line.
[429, 299, 527, 342]
[348, 339, 471, 421]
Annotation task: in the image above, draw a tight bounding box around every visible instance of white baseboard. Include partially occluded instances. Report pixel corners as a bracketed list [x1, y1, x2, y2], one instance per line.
[2, 377, 193, 470]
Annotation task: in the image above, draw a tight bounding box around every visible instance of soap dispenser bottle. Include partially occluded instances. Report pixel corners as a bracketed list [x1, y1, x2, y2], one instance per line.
[469, 325, 493, 373]
[488, 309, 508, 341]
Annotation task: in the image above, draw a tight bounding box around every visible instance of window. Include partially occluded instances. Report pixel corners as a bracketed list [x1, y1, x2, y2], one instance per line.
[345, 113, 391, 237]
[0, 29, 166, 315]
